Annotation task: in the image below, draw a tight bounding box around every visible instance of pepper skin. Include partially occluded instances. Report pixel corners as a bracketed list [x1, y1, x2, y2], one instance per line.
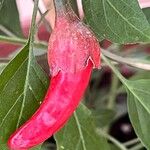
[8, 61, 92, 150]
[8, 1, 100, 149]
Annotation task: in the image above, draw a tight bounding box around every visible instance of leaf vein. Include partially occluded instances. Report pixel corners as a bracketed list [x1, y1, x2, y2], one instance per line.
[74, 112, 87, 150]
[107, 0, 150, 39]
[0, 92, 23, 128]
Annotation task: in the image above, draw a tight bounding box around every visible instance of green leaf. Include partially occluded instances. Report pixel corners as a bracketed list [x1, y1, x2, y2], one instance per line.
[102, 53, 150, 150]
[143, 7, 150, 23]
[55, 104, 110, 150]
[130, 71, 150, 80]
[118, 70, 150, 94]
[0, 0, 46, 149]
[93, 108, 115, 128]
[83, 0, 150, 43]
[127, 80, 150, 150]
[110, 144, 121, 150]
[0, 44, 49, 148]
[0, 0, 23, 37]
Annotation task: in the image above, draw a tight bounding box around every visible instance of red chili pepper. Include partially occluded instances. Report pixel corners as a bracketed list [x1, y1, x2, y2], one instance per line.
[8, 1, 100, 150]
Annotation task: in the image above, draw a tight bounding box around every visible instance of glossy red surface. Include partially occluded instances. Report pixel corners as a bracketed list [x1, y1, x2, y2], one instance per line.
[8, 1, 101, 149]
[8, 61, 92, 150]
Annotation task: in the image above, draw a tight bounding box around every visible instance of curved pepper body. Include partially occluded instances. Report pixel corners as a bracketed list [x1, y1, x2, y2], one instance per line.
[8, 0, 101, 149]
[8, 62, 92, 150]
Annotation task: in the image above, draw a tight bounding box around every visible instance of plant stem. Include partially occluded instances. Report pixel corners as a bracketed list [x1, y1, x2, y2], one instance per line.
[97, 129, 128, 150]
[54, 0, 77, 23]
[33, 0, 51, 32]
[0, 35, 26, 44]
[102, 44, 147, 150]
[0, 25, 17, 37]
[102, 49, 150, 71]
[124, 138, 140, 147]
[129, 143, 144, 150]
[101, 53, 127, 86]
[1, 36, 148, 73]
[104, 73, 119, 133]
[0, 35, 47, 49]
[101, 61, 118, 67]
[107, 73, 119, 110]
[54, 0, 68, 17]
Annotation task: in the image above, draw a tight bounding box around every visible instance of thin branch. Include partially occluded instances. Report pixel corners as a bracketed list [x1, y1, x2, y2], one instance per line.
[102, 49, 150, 71]
[124, 138, 140, 147]
[37, 7, 51, 32]
[97, 129, 128, 150]
[1, 34, 149, 73]
[0, 25, 17, 37]
[107, 73, 119, 110]
[0, 35, 47, 49]
[37, 9, 50, 29]
[101, 61, 118, 67]
[129, 143, 144, 150]
[0, 35, 26, 45]
[32, 0, 51, 32]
